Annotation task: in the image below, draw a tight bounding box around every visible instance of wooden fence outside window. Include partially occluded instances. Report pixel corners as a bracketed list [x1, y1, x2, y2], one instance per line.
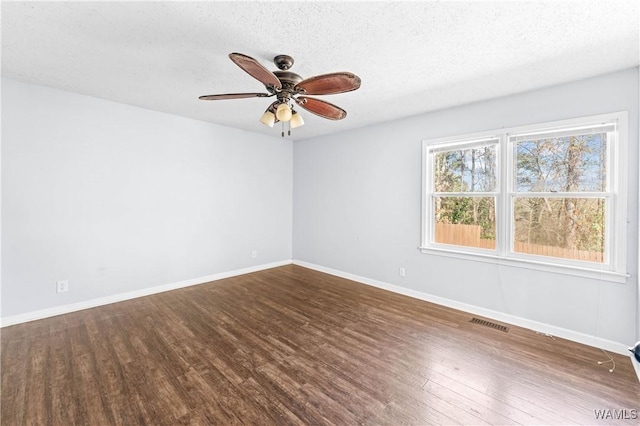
[434, 223, 603, 263]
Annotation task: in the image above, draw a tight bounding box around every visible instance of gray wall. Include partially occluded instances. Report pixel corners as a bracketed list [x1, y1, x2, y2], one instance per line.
[3, 69, 638, 349]
[293, 68, 639, 347]
[2, 79, 293, 318]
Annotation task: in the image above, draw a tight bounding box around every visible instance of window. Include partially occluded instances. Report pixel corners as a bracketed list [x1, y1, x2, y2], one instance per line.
[430, 138, 499, 251]
[421, 112, 628, 282]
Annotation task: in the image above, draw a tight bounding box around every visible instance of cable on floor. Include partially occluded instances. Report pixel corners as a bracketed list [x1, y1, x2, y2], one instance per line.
[597, 349, 616, 373]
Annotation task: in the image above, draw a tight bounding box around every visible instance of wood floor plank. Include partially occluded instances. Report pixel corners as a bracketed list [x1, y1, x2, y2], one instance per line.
[22, 338, 50, 425]
[2, 264, 639, 425]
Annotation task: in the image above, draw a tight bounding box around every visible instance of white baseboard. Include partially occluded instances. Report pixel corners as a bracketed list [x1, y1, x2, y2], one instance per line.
[1, 260, 292, 327]
[292, 259, 632, 357]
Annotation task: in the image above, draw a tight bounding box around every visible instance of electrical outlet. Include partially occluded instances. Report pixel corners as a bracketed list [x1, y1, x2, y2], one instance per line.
[399, 267, 406, 277]
[251, 250, 257, 259]
[56, 280, 69, 293]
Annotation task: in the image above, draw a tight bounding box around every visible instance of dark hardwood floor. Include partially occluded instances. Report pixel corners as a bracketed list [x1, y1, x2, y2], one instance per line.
[2, 264, 639, 425]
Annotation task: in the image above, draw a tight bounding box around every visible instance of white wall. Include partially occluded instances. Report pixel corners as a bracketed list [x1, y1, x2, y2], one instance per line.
[2, 79, 292, 319]
[294, 68, 639, 348]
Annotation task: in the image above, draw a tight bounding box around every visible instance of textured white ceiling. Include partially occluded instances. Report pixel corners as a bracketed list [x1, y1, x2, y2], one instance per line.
[2, 1, 639, 140]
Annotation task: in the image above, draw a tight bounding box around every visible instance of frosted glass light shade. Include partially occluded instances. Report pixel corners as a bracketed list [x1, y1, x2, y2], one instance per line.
[260, 110, 276, 127]
[276, 103, 292, 121]
[290, 111, 305, 129]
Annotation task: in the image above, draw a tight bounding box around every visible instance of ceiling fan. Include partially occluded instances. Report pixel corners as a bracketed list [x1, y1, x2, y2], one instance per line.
[199, 53, 361, 137]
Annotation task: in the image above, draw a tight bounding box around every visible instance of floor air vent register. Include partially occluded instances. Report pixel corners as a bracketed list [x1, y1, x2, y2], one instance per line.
[469, 317, 509, 332]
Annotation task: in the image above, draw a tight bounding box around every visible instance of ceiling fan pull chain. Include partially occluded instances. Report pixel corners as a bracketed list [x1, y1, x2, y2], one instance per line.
[281, 121, 285, 138]
[288, 121, 291, 137]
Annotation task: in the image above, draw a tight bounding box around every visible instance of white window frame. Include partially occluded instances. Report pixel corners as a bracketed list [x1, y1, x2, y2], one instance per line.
[420, 112, 629, 283]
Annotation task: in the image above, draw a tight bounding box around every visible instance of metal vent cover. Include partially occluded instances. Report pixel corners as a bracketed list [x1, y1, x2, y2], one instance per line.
[469, 317, 509, 332]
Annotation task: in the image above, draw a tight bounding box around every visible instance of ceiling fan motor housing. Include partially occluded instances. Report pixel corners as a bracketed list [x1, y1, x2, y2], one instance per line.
[272, 55, 304, 105]
[273, 71, 303, 87]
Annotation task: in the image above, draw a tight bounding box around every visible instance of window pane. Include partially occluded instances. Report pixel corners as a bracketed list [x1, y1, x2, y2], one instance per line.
[515, 133, 607, 192]
[434, 145, 497, 192]
[434, 197, 496, 249]
[513, 197, 605, 263]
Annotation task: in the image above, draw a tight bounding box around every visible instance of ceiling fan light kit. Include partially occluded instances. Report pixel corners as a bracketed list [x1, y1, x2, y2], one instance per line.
[276, 103, 292, 121]
[259, 109, 276, 127]
[290, 110, 304, 129]
[199, 53, 361, 137]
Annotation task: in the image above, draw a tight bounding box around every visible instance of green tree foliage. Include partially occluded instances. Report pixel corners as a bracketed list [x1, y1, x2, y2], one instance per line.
[434, 133, 607, 254]
[434, 145, 496, 239]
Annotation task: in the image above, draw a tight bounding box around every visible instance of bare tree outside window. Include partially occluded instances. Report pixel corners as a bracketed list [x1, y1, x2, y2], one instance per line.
[423, 112, 626, 278]
[513, 132, 607, 262]
[433, 143, 497, 249]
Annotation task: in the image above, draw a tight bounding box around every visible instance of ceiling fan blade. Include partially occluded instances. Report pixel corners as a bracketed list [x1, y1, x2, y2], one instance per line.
[295, 96, 347, 120]
[199, 93, 270, 100]
[295, 72, 361, 95]
[229, 53, 282, 90]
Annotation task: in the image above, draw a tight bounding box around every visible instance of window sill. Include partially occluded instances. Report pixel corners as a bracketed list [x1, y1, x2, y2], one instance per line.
[418, 246, 629, 284]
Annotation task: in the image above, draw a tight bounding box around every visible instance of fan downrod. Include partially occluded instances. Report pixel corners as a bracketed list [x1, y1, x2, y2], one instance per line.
[274, 55, 294, 70]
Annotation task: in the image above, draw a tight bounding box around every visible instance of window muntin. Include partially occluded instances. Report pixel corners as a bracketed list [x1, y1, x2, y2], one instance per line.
[422, 113, 627, 278]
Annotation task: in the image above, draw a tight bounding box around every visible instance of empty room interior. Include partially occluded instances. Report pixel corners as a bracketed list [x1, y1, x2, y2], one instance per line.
[2, 1, 640, 425]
